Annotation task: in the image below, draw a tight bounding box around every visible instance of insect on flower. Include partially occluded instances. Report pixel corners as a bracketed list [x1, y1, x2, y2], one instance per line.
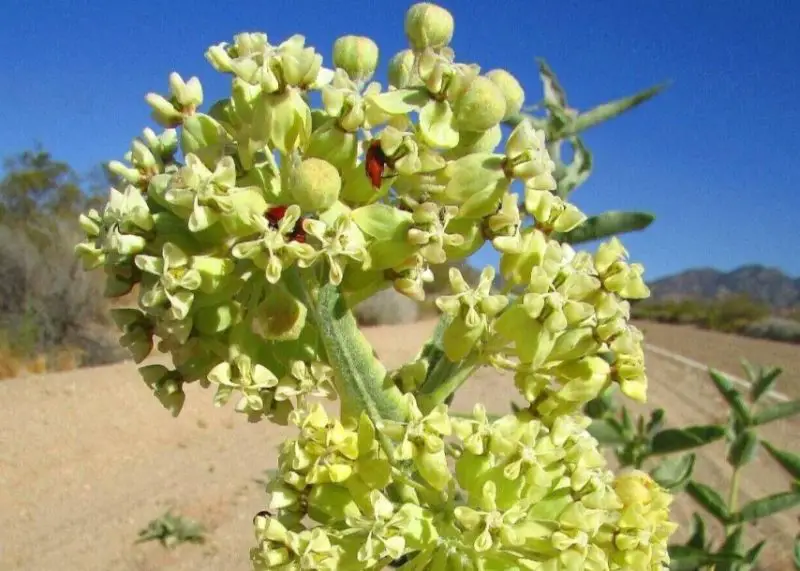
[266, 206, 307, 243]
[365, 140, 396, 189]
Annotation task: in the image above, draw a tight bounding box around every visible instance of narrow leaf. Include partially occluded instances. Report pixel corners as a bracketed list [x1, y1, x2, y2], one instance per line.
[646, 408, 666, 436]
[686, 481, 730, 523]
[741, 358, 760, 383]
[588, 419, 626, 445]
[733, 491, 800, 523]
[536, 58, 569, 110]
[651, 425, 726, 454]
[727, 429, 759, 468]
[708, 369, 751, 424]
[555, 137, 593, 198]
[753, 399, 800, 426]
[686, 513, 708, 550]
[716, 526, 744, 571]
[552, 211, 655, 245]
[650, 453, 695, 491]
[761, 440, 800, 479]
[794, 536, 800, 570]
[751, 365, 783, 402]
[565, 82, 669, 137]
[667, 546, 742, 571]
[745, 540, 767, 566]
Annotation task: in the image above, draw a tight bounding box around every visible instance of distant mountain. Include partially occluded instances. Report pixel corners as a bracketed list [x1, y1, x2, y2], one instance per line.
[648, 265, 800, 308]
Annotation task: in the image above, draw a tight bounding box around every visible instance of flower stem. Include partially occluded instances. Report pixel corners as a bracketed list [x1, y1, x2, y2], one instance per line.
[416, 356, 480, 413]
[728, 466, 742, 515]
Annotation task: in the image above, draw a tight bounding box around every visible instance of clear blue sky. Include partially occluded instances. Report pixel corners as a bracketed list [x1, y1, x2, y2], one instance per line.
[2, 0, 799, 280]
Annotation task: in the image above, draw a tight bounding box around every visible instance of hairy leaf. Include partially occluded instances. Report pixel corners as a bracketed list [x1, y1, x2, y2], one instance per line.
[651, 425, 726, 454]
[727, 429, 759, 468]
[761, 440, 800, 479]
[686, 481, 730, 523]
[668, 546, 742, 571]
[708, 369, 751, 425]
[552, 211, 655, 245]
[753, 399, 800, 426]
[650, 453, 695, 491]
[588, 418, 626, 445]
[733, 491, 800, 523]
[566, 82, 669, 137]
[750, 365, 782, 402]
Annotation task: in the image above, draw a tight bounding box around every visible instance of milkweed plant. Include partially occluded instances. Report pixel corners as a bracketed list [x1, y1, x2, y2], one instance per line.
[75, 3, 677, 569]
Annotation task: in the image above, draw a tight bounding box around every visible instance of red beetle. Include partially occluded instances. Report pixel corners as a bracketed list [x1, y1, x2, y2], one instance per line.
[266, 205, 306, 243]
[365, 140, 392, 189]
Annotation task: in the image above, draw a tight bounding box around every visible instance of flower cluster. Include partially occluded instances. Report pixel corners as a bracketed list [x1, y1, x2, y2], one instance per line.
[252, 401, 677, 570]
[75, 2, 675, 569]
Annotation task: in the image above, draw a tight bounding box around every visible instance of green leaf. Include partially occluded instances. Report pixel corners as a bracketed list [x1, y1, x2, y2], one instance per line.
[761, 440, 800, 479]
[753, 399, 800, 426]
[536, 58, 569, 110]
[651, 425, 727, 454]
[744, 540, 767, 566]
[555, 137, 593, 198]
[650, 453, 695, 491]
[565, 82, 669, 137]
[686, 481, 731, 523]
[351, 204, 412, 241]
[668, 546, 742, 571]
[685, 513, 708, 550]
[551, 210, 655, 245]
[741, 358, 760, 382]
[727, 429, 759, 468]
[751, 365, 783, 402]
[588, 419, 626, 445]
[794, 536, 800, 570]
[715, 526, 744, 571]
[416, 312, 458, 396]
[708, 369, 751, 425]
[646, 408, 666, 436]
[733, 490, 800, 523]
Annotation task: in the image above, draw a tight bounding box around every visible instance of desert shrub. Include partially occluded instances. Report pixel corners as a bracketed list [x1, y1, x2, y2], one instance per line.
[353, 288, 420, 326]
[0, 219, 124, 369]
[699, 293, 771, 332]
[633, 295, 772, 334]
[743, 316, 800, 343]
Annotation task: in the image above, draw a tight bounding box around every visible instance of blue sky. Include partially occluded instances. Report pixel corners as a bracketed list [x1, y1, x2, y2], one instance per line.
[2, 0, 799, 280]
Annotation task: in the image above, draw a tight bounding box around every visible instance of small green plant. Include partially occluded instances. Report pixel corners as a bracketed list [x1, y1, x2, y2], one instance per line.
[136, 510, 206, 549]
[75, 3, 676, 570]
[586, 361, 800, 570]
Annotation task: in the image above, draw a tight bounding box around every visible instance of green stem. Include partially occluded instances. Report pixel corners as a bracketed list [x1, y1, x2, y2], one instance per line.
[728, 467, 742, 515]
[416, 356, 480, 414]
[283, 267, 407, 456]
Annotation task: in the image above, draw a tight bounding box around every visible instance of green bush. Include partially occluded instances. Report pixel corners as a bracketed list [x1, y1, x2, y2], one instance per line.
[743, 317, 800, 344]
[352, 288, 420, 326]
[0, 219, 124, 367]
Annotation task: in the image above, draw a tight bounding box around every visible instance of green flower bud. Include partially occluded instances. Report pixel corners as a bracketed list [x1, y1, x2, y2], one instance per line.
[145, 92, 183, 128]
[388, 49, 416, 88]
[290, 158, 341, 212]
[454, 76, 507, 133]
[404, 3, 455, 51]
[486, 69, 525, 121]
[332, 35, 379, 82]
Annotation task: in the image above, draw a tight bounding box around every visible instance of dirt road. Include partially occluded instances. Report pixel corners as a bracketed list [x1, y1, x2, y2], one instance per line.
[1, 320, 797, 571]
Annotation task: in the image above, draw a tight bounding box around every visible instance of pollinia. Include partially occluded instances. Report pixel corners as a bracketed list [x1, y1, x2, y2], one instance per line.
[75, 3, 677, 570]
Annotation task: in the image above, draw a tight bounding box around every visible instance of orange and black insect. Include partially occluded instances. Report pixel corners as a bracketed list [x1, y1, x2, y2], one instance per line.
[266, 205, 307, 243]
[365, 140, 396, 189]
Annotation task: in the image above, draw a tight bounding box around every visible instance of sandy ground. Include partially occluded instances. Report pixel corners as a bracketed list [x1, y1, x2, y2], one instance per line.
[0, 320, 798, 571]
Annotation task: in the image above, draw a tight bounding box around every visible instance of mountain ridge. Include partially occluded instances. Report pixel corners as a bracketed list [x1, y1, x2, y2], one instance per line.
[648, 264, 800, 308]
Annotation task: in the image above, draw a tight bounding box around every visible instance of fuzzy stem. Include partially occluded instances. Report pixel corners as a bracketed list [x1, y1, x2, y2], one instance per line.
[416, 356, 480, 414]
